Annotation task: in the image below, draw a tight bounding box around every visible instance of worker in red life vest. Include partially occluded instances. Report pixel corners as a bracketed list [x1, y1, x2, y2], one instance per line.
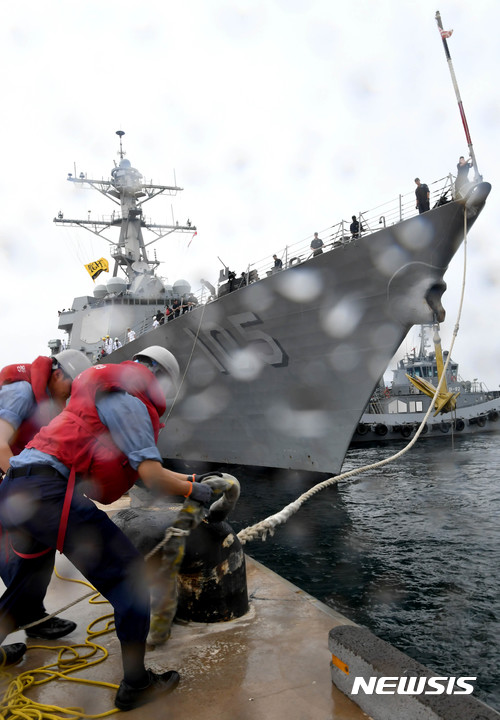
[0, 349, 91, 664]
[0, 346, 217, 711]
[0, 351, 91, 469]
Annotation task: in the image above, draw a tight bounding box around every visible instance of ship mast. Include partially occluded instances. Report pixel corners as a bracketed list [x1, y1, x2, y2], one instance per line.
[54, 130, 196, 283]
[435, 11, 481, 182]
[417, 324, 428, 360]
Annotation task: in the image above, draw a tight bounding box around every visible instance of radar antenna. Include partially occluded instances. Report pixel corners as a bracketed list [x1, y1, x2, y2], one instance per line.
[116, 130, 125, 160]
[54, 132, 196, 283]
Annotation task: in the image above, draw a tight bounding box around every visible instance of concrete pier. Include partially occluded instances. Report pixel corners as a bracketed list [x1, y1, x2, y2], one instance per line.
[1, 498, 498, 719]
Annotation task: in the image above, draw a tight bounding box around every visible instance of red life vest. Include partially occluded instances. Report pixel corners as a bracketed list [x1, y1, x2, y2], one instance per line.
[0, 356, 55, 454]
[27, 362, 166, 504]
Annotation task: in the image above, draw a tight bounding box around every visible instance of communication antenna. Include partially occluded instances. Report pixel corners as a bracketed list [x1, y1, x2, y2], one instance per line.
[435, 11, 481, 181]
[116, 130, 125, 160]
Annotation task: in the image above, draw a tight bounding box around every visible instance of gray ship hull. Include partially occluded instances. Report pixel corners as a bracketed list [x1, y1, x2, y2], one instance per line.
[101, 185, 491, 474]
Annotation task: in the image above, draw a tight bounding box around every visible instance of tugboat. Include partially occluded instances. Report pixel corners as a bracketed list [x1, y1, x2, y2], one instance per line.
[351, 325, 500, 445]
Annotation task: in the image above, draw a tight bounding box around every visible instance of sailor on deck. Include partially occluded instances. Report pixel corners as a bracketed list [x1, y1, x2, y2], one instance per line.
[0, 350, 91, 664]
[310, 232, 324, 256]
[104, 335, 114, 354]
[414, 178, 430, 213]
[455, 155, 472, 193]
[0, 346, 216, 711]
[350, 216, 363, 238]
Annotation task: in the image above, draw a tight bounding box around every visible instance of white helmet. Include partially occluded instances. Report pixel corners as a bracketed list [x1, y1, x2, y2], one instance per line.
[53, 349, 91, 380]
[133, 345, 180, 388]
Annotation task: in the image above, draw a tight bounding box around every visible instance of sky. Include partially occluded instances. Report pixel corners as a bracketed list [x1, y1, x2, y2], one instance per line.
[0, 0, 499, 386]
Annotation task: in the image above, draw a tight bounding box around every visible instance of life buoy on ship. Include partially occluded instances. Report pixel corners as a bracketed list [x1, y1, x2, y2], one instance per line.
[375, 423, 388, 436]
[400, 425, 412, 438]
[440, 421, 450, 433]
[488, 411, 499, 422]
[454, 418, 465, 432]
[384, 388, 391, 398]
[477, 416, 486, 427]
[356, 423, 369, 435]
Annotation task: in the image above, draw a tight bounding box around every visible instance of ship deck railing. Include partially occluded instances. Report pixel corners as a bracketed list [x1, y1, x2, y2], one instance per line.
[82, 173, 459, 353]
[241, 174, 455, 285]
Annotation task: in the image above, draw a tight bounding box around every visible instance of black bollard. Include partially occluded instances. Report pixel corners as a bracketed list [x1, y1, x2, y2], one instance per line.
[113, 495, 248, 627]
[176, 519, 248, 623]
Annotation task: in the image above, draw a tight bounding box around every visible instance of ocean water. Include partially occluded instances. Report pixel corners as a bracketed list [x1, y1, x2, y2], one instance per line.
[228, 434, 500, 711]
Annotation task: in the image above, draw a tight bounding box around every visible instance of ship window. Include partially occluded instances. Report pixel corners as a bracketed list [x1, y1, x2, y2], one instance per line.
[388, 400, 408, 413]
[414, 368, 422, 377]
[409, 401, 424, 412]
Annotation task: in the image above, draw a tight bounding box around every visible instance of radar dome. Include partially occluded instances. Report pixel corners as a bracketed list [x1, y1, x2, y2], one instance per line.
[107, 277, 127, 294]
[173, 279, 191, 296]
[93, 284, 108, 299]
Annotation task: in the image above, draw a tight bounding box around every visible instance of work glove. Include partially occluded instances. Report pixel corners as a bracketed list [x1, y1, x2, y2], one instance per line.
[184, 478, 214, 507]
[204, 474, 241, 523]
[206, 473, 240, 523]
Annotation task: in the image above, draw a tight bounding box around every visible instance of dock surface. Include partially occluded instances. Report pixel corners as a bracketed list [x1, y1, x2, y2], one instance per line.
[2, 554, 368, 720]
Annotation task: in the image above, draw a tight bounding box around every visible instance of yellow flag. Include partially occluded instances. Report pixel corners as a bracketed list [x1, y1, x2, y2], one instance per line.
[85, 257, 109, 281]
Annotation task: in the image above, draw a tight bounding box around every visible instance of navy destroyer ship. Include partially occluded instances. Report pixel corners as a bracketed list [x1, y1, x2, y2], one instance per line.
[49, 130, 491, 474]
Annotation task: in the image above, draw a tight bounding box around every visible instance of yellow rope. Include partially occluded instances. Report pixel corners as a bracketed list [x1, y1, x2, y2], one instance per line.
[0, 573, 119, 720]
[17, 571, 107, 635]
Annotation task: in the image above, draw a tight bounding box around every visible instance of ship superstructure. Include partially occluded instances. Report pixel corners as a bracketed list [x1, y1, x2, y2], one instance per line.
[51, 131, 196, 357]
